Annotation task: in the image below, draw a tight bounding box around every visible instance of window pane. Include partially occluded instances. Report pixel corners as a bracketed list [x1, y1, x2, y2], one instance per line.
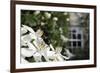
[73, 34, 76, 39]
[77, 34, 81, 39]
[73, 41, 76, 47]
[78, 41, 81, 47]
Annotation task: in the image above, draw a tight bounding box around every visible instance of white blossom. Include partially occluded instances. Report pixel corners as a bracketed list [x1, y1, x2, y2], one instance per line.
[41, 22, 45, 26]
[27, 42, 37, 52]
[49, 44, 55, 51]
[61, 55, 70, 59]
[21, 25, 72, 62]
[21, 26, 28, 35]
[60, 35, 68, 42]
[56, 54, 64, 61]
[22, 25, 35, 34]
[42, 16, 45, 20]
[33, 52, 42, 62]
[47, 51, 65, 61]
[55, 47, 62, 53]
[53, 17, 58, 21]
[36, 38, 47, 51]
[66, 18, 70, 21]
[21, 39, 27, 46]
[29, 32, 37, 40]
[21, 48, 34, 57]
[34, 11, 40, 15]
[59, 27, 63, 34]
[63, 12, 68, 15]
[36, 29, 44, 37]
[65, 49, 75, 58]
[21, 33, 36, 43]
[45, 12, 51, 19]
[47, 51, 56, 60]
[21, 34, 32, 43]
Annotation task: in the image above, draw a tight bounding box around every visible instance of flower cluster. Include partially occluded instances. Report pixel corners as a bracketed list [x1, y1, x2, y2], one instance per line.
[21, 25, 74, 63]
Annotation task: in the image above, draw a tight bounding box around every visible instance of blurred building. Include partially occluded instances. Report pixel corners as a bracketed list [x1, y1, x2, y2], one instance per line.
[67, 12, 89, 59]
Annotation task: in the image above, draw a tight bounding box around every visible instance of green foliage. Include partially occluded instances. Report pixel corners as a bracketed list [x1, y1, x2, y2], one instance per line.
[21, 10, 69, 49]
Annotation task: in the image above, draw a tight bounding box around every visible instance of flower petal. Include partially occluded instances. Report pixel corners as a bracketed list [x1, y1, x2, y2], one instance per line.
[21, 26, 28, 35]
[22, 25, 35, 34]
[33, 52, 42, 62]
[21, 48, 33, 57]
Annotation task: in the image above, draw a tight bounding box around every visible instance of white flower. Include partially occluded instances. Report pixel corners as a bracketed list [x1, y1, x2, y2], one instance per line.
[21, 39, 27, 46]
[47, 51, 56, 59]
[21, 34, 32, 43]
[27, 42, 37, 52]
[45, 45, 51, 51]
[22, 25, 35, 34]
[35, 37, 46, 51]
[55, 47, 62, 53]
[21, 35, 31, 43]
[61, 35, 68, 42]
[65, 49, 75, 58]
[59, 27, 63, 34]
[66, 18, 70, 21]
[49, 44, 55, 51]
[34, 11, 40, 15]
[47, 51, 64, 61]
[63, 12, 68, 15]
[41, 22, 45, 26]
[30, 33, 47, 51]
[21, 48, 34, 57]
[20, 25, 72, 62]
[61, 55, 70, 59]
[55, 54, 64, 61]
[36, 29, 44, 37]
[29, 32, 37, 40]
[37, 40, 46, 50]
[42, 16, 45, 20]
[21, 26, 28, 35]
[33, 52, 42, 62]
[53, 17, 58, 21]
[45, 12, 51, 19]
